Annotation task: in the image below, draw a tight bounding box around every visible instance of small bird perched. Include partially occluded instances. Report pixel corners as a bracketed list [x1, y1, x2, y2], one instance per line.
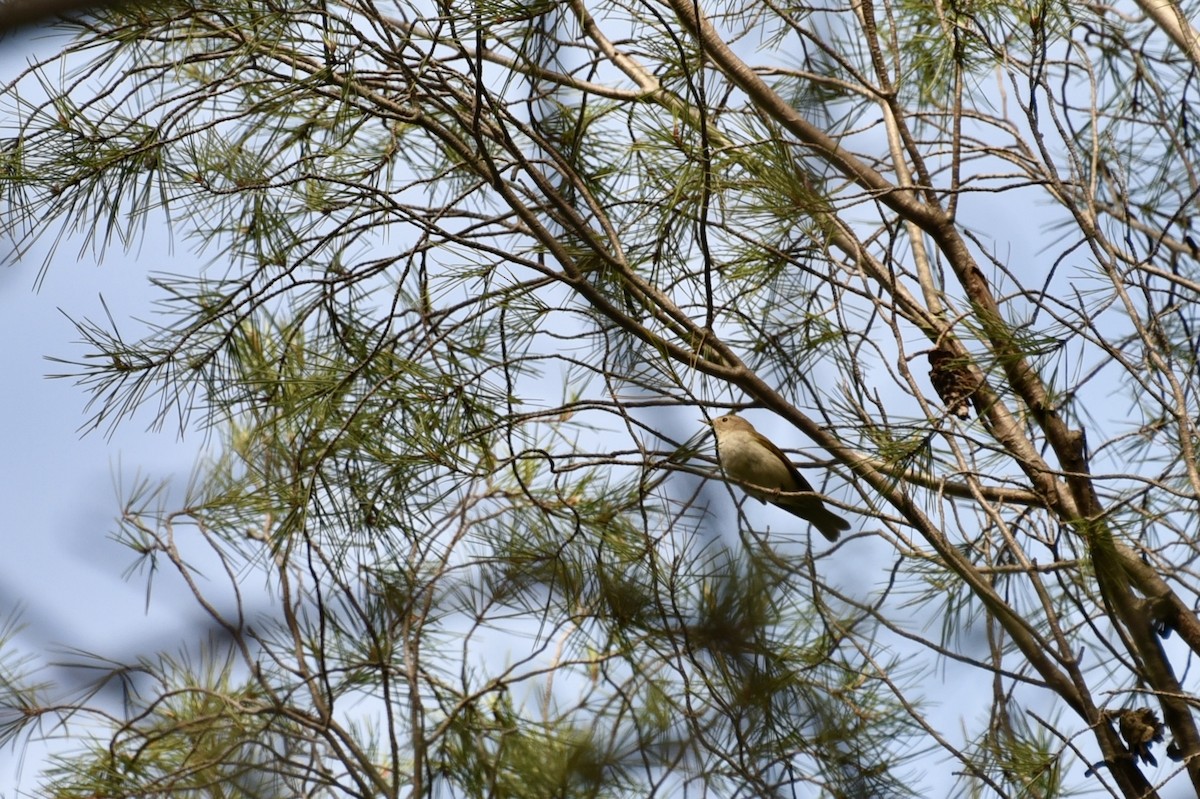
[707, 414, 850, 542]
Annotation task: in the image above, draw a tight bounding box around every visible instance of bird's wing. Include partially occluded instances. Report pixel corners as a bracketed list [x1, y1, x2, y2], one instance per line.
[758, 434, 815, 492]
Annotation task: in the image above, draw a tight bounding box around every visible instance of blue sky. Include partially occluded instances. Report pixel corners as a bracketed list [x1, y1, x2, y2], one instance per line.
[0, 29, 209, 792]
[0, 214, 210, 794]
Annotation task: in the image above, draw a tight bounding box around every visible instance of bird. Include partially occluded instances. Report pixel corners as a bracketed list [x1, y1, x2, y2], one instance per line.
[707, 414, 849, 542]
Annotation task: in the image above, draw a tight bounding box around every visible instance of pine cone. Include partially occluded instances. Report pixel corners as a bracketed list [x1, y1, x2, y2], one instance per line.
[928, 345, 980, 419]
[1144, 595, 1177, 639]
[1116, 708, 1164, 767]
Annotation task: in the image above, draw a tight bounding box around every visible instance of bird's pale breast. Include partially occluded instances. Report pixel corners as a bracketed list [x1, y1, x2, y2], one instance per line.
[719, 430, 795, 492]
